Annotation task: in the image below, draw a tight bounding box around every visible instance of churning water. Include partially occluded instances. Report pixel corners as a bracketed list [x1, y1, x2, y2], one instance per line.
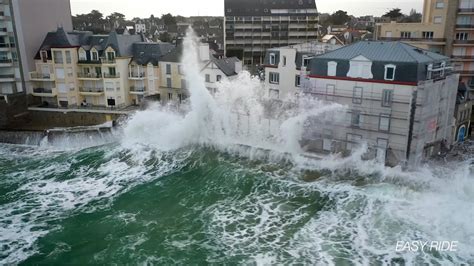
[0, 30, 473, 265]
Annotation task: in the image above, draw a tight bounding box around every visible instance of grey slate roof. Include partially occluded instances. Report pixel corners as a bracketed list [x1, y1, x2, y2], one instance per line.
[160, 45, 183, 63]
[315, 41, 448, 63]
[132, 42, 175, 66]
[35, 27, 92, 59]
[212, 57, 240, 76]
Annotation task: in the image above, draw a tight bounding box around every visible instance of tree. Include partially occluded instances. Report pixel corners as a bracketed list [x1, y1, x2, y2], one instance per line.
[107, 12, 126, 29]
[329, 10, 350, 25]
[161, 13, 176, 26]
[383, 8, 404, 20]
[159, 32, 172, 43]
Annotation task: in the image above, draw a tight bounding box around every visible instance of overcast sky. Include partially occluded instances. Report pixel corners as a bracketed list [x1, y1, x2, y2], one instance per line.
[70, 0, 423, 19]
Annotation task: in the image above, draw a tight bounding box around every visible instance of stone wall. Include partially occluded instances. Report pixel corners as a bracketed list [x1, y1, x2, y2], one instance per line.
[0, 93, 28, 129]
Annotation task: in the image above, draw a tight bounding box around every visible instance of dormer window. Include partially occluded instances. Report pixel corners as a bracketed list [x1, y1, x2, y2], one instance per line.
[107, 51, 115, 61]
[269, 53, 276, 65]
[328, 61, 337, 76]
[303, 57, 312, 67]
[91, 50, 99, 61]
[384, 64, 396, 81]
[78, 49, 87, 61]
[40, 50, 48, 62]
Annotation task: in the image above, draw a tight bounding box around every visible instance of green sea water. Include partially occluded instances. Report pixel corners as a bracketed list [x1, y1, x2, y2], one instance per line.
[0, 143, 473, 265]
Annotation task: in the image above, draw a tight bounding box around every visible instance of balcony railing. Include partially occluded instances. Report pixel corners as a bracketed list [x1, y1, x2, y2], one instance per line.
[101, 58, 116, 64]
[130, 86, 145, 92]
[33, 88, 54, 94]
[458, 8, 474, 13]
[103, 73, 120, 78]
[456, 24, 474, 28]
[77, 59, 101, 64]
[378, 37, 446, 42]
[453, 40, 474, 44]
[79, 87, 104, 93]
[0, 43, 11, 48]
[0, 58, 12, 64]
[129, 72, 145, 78]
[30, 72, 54, 80]
[0, 74, 14, 79]
[77, 72, 102, 79]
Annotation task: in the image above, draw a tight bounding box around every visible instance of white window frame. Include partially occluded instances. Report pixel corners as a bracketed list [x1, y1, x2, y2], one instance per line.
[433, 16, 443, 24]
[384, 64, 396, 81]
[379, 114, 391, 132]
[269, 72, 279, 84]
[327, 61, 337, 76]
[269, 53, 276, 65]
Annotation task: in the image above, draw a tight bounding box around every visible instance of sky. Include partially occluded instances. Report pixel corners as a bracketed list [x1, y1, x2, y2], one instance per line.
[70, 0, 423, 19]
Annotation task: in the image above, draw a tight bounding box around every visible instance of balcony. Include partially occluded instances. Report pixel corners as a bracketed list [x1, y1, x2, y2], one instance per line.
[458, 8, 474, 14]
[32, 87, 58, 97]
[29, 72, 55, 81]
[103, 73, 120, 79]
[0, 43, 12, 50]
[0, 27, 8, 35]
[456, 24, 474, 29]
[0, 58, 12, 66]
[77, 59, 101, 65]
[0, 74, 14, 82]
[77, 72, 102, 80]
[378, 37, 446, 44]
[0, 11, 10, 19]
[453, 40, 474, 45]
[79, 87, 105, 96]
[129, 86, 146, 95]
[101, 57, 116, 64]
[128, 72, 146, 80]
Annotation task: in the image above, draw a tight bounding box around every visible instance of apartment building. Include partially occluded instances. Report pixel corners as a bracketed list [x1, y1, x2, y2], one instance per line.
[159, 43, 242, 102]
[375, 0, 474, 138]
[0, 0, 72, 127]
[302, 41, 458, 166]
[224, 0, 319, 67]
[263, 41, 342, 100]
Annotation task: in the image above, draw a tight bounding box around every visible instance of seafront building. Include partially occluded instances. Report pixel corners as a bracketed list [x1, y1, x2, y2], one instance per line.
[264, 41, 459, 166]
[224, 0, 319, 67]
[262, 41, 342, 100]
[30, 27, 242, 108]
[0, 0, 72, 127]
[375, 0, 473, 140]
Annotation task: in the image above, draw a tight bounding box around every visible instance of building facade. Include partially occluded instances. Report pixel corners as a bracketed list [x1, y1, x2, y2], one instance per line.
[263, 42, 342, 100]
[302, 41, 458, 166]
[375, 0, 474, 138]
[224, 0, 319, 67]
[30, 28, 178, 108]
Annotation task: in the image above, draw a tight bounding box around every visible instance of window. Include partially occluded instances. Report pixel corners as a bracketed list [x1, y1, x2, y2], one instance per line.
[205, 74, 210, 82]
[91, 51, 98, 61]
[326, 84, 335, 101]
[166, 64, 171, 74]
[95, 67, 102, 76]
[303, 57, 311, 67]
[382, 89, 393, 107]
[40, 50, 48, 62]
[67, 67, 73, 77]
[269, 88, 279, 99]
[53, 51, 63, 64]
[385, 31, 392, 38]
[384, 64, 396, 81]
[78, 49, 86, 61]
[216, 75, 222, 82]
[434, 16, 443, 24]
[379, 114, 391, 131]
[166, 78, 172, 88]
[65, 51, 71, 64]
[283, 56, 287, 66]
[351, 111, 362, 127]
[327, 61, 337, 76]
[456, 32, 469, 40]
[269, 72, 279, 84]
[401, 31, 411, 38]
[352, 86, 363, 104]
[295, 75, 301, 87]
[107, 51, 115, 61]
[168, 93, 172, 100]
[269, 53, 276, 65]
[109, 67, 116, 76]
[422, 31, 434, 39]
[436, 0, 444, 8]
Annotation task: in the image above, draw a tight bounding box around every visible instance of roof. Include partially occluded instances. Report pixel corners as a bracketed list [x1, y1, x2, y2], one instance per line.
[314, 41, 448, 63]
[132, 42, 175, 65]
[160, 45, 183, 63]
[224, 0, 317, 16]
[211, 57, 240, 76]
[34, 28, 92, 59]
